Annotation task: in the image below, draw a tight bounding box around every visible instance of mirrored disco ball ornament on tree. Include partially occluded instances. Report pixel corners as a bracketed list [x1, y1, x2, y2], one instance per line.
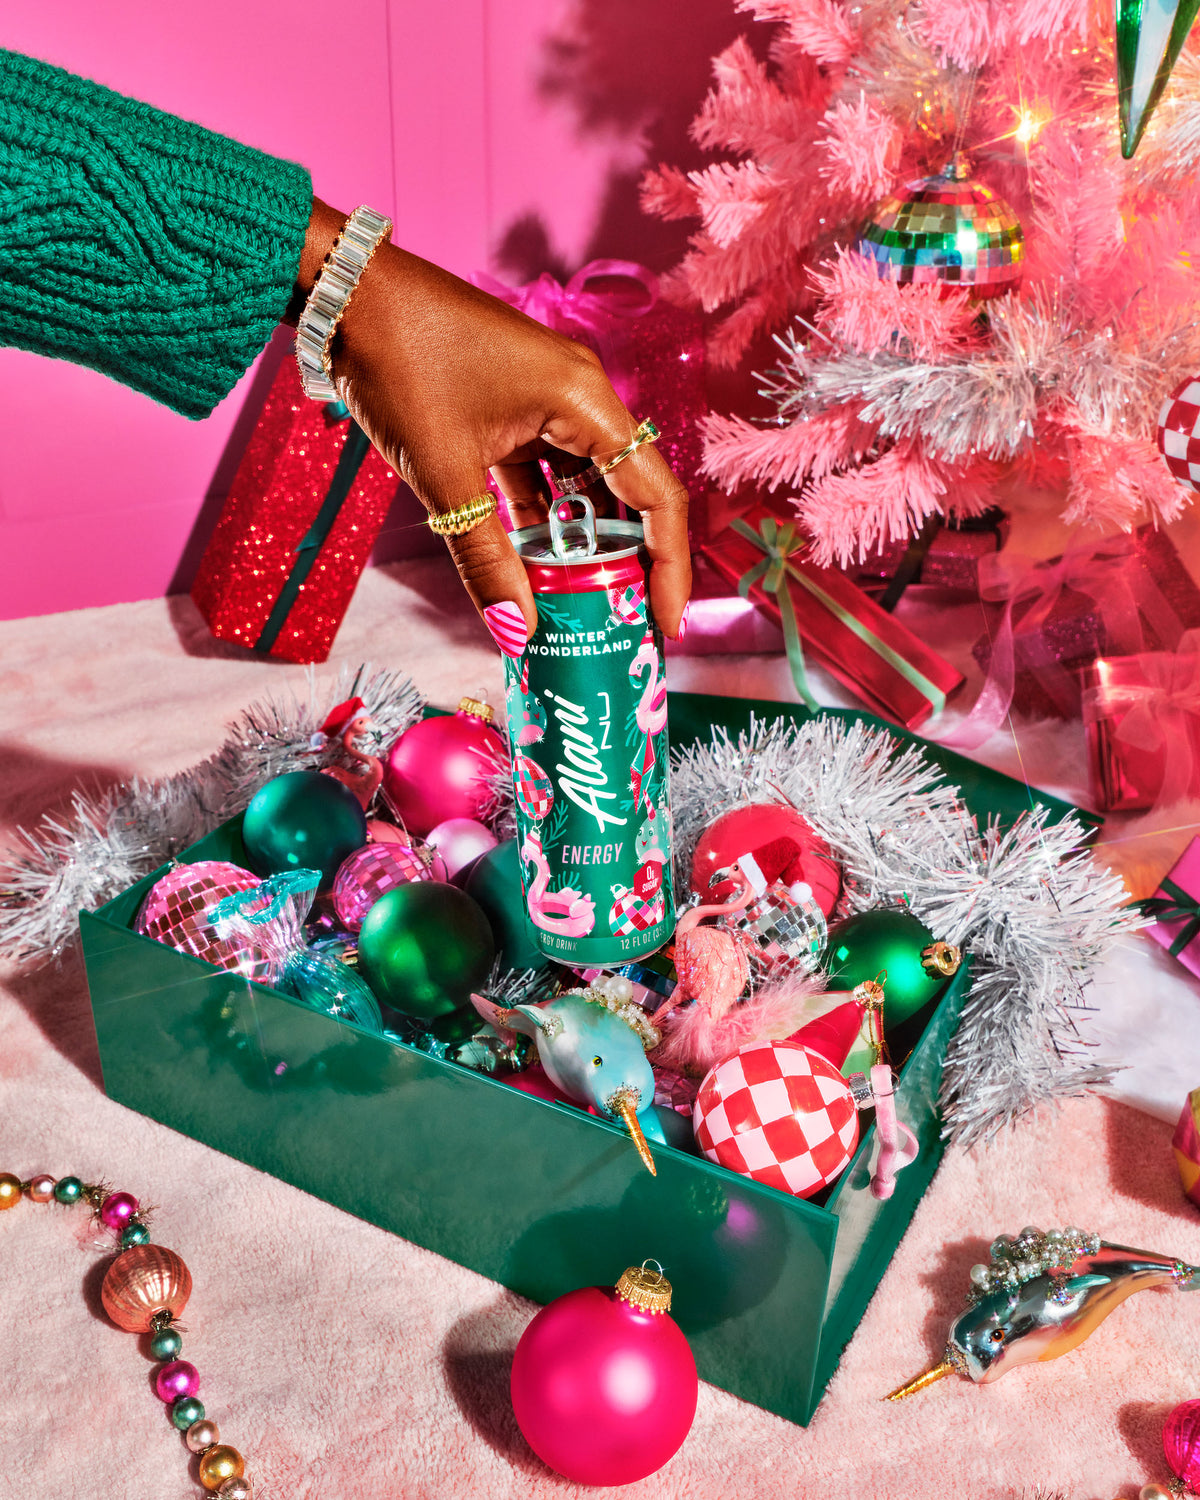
[858, 157, 1024, 299]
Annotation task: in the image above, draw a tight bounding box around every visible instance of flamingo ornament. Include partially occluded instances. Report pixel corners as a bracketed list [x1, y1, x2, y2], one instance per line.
[311, 697, 383, 811]
[521, 829, 596, 938]
[651, 864, 755, 1029]
[629, 631, 668, 736]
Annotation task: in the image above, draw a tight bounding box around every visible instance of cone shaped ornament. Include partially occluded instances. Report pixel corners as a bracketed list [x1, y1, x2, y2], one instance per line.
[1115, 0, 1200, 156]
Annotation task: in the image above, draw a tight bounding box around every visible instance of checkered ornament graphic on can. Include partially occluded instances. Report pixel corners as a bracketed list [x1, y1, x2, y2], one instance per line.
[607, 580, 647, 627]
[513, 753, 554, 822]
[1157, 375, 1200, 493]
[693, 1040, 860, 1198]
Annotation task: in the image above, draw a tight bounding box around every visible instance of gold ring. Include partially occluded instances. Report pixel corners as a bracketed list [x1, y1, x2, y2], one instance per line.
[551, 419, 660, 496]
[427, 492, 498, 537]
[596, 418, 660, 475]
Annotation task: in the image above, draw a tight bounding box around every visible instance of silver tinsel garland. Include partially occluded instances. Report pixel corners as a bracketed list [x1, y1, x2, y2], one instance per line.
[0, 665, 423, 964]
[670, 715, 1136, 1147]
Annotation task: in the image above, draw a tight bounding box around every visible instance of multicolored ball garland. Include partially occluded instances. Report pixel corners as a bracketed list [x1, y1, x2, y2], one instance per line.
[0, 1171, 254, 1497]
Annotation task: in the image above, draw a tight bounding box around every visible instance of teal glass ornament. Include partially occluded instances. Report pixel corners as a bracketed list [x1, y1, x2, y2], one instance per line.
[151, 1326, 183, 1361]
[1116, 0, 1200, 157]
[822, 909, 959, 1028]
[53, 1176, 83, 1205]
[357, 882, 495, 1020]
[460, 838, 548, 972]
[241, 771, 367, 885]
[171, 1395, 204, 1430]
[121, 1221, 151, 1249]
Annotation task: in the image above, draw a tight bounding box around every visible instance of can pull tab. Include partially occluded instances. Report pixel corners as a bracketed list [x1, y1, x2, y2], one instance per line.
[549, 494, 598, 559]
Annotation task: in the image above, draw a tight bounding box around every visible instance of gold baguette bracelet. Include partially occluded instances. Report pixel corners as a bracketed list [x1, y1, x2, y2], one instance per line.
[295, 205, 393, 402]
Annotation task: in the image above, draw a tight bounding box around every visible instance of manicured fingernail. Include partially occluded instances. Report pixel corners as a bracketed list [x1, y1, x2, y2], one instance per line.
[676, 601, 692, 642]
[484, 601, 530, 657]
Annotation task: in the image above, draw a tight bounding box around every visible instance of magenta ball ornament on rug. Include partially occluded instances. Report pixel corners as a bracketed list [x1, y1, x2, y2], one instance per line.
[1164, 1398, 1200, 1492]
[427, 817, 498, 881]
[155, 1359, 200, 1403]
[693, 1040, 859, 1198]
[136, 861, 265, 974]
[382, 697, 504, 838]
[331, 843, 431, 931]
[510, 1263, 697, 1486]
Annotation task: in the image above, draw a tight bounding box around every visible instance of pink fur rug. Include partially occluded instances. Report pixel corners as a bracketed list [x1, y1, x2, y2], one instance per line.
[3, 558, 1199, 1499]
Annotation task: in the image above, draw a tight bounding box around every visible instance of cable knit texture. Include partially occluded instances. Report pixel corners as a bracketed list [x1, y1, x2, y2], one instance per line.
[0, 49, 311, 418]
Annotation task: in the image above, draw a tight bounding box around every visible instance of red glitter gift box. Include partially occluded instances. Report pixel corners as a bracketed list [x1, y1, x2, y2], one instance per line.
[1081, 637, 1200, 811]
[191, 357, 399, 664]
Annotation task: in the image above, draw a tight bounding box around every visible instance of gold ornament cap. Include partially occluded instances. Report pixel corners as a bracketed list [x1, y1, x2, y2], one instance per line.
[921, 941, 961, 978]
[457, 696, 494, 723]
[615, 1261, 673, 1315]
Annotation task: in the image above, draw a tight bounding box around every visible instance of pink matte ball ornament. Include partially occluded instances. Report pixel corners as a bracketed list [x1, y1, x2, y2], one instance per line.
[427, 817, 498, 881]
[99, 1191, 139, 1230]
[510, 1265, 697, 1486]
[1165, 1398, 1200, 1490]
[331, 843, 431, 931]
[382, 698, 504, 838]
[155, 1360, 200, 1403]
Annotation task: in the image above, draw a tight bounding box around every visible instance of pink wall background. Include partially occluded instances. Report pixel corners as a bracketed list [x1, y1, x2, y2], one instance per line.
[0, 0, 743, 620]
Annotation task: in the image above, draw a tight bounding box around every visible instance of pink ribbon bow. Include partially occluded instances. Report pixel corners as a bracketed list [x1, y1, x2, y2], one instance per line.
[472, 260, 659, 410]
[942, 532, 1185, 750]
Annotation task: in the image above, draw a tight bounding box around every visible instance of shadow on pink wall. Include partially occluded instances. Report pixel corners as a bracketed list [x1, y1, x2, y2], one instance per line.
[0, 0, 749, 624]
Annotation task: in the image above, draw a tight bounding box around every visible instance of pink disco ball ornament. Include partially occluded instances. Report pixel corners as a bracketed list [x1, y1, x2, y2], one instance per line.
[136, 861, 267, 976]
[693, 1040, 859, 1198]
[382, 697, 504, 838]
[510, 1264, 697, 1486]
[426, 817, 498, 882]
[331, 843, 432, 932]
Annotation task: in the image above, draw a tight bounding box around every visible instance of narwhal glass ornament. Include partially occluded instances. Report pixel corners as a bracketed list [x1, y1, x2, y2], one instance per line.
[470, 976, 662, 1173]
[887, 1226, 1200, 1398]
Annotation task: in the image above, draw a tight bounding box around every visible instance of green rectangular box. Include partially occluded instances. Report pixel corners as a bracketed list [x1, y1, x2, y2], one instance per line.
[79, 693, 1078, 1426]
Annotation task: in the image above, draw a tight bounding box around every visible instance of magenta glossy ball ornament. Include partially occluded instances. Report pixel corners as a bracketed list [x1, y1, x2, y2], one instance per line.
[331, 843, 431, 931]
[427, 817, 498, 882]
[155, 1359, 200, 1403]
[1164, 1398, 1200, 1490]
[99, 1191, 139, 1231]
[510, 1265, 697, 1485]
[382, 698, 504, 838]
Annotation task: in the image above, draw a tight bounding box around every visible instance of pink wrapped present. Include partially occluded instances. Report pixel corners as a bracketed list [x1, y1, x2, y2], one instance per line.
[1143, 838, 1200, 976]
[1082, 635, 1200, 810]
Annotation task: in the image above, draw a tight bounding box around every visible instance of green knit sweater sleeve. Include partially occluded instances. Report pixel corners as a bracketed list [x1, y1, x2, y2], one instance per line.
[0, 49, 312, 419]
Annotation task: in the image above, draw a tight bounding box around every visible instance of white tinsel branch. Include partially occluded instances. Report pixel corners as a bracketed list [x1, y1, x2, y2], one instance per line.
[669, 715, 1136, 1146]
[0, 665, 423, 965]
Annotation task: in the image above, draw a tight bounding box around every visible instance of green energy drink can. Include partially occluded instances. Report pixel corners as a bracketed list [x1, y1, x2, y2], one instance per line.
[504, 498, 674, 966]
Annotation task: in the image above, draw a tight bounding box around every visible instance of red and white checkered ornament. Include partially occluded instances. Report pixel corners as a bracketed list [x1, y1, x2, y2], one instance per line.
[514, 752, 554, 822]
[693, 1040, 860, 1198]
[609, 883, 666, 936]
[1157, 375, 1200, 492]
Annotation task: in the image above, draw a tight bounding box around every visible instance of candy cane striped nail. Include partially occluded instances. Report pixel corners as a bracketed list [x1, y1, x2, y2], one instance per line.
[483, 601, 530, 657]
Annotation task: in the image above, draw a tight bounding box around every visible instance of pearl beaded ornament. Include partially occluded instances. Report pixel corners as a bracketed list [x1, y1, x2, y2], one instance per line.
[6, 1170, 255, 1498]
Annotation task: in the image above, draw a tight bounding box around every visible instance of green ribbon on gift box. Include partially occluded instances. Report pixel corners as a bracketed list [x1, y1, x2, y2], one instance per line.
[1137, 876, 1200, 956]
[254, 410, 374, 654]
[731, 516, 948, 715]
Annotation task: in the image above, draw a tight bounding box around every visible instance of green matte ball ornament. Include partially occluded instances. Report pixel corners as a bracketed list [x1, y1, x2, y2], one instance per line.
[53, 1176, 83, 1205]
[822, 909, 960, 1028]
[241, 770, 367, 885]
[150, 1327, 183, 1361]
[171, 1395, 205, 1431]
[461, 838, 548, 972]
[357, 882, 496, 1020]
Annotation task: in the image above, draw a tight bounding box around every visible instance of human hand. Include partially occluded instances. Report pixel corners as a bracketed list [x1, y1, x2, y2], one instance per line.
[289, 199, 691, 646]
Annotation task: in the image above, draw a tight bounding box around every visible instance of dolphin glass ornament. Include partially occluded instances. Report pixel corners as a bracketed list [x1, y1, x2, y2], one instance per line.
[470, 976, 662, 1173]
[887, 1226, 1200, 1398]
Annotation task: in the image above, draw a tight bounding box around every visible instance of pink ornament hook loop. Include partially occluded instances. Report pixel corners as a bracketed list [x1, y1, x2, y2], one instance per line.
[869, 1063, 918, 1201]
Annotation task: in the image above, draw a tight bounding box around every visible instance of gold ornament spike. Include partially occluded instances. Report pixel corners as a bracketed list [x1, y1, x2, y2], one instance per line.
[885, 1359, 956, 1401]
[613, 1092, 657, 1176]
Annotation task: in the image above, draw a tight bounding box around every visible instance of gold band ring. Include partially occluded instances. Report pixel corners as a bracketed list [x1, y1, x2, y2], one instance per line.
[552, 419, 660, 496]
[426, 492, 499, 537]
